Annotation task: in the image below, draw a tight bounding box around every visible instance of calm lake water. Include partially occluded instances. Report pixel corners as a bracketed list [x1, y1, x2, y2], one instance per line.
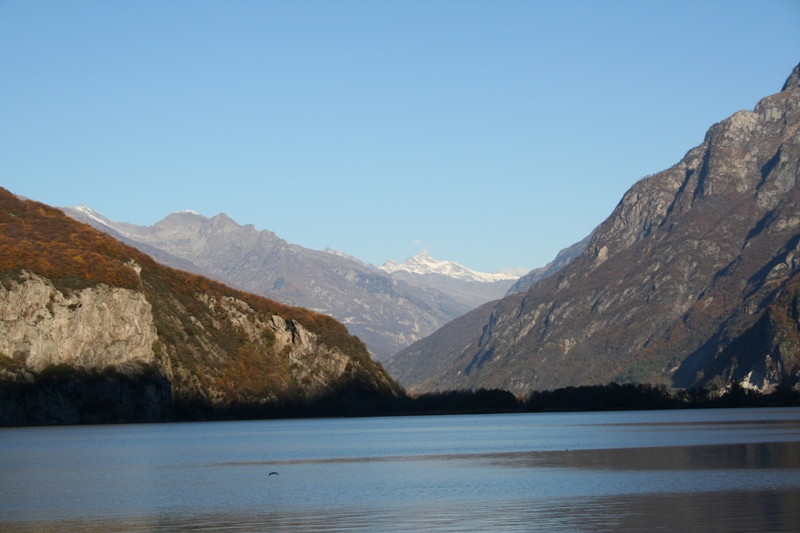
[1, 408, 799, 532]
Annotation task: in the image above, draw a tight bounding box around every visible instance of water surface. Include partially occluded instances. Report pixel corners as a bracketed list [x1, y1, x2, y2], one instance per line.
[1, 408, 799, 532]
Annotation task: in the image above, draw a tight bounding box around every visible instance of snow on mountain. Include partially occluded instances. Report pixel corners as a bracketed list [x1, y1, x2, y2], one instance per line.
[323, 247, 367, 265]
[64, 205, 148, 240]
[379, 252, 518, 283]
[71, 205, 114, 228]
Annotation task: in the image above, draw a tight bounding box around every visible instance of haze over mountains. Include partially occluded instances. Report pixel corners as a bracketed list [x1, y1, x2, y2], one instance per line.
[61, 206, 518, 360]
[388, 63, 800, 396]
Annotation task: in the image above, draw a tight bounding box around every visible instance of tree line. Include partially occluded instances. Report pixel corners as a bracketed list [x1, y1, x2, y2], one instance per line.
[2, 356, 798, 426]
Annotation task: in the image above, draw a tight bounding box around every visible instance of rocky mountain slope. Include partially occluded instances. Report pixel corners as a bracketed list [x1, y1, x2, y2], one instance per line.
[388, 63, 800, 395]
[62, 207, 517, 361]
[0, 190, 402, 425]
[505, 233, 592, 295]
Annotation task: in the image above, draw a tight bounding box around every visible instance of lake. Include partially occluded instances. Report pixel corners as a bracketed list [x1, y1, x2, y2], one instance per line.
[1, 408, 799, 532]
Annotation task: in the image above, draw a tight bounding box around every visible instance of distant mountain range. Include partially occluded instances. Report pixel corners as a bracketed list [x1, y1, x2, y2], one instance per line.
[387, 63, 800, 396]
[378, 251, 517, 310]
[380, 251, 517, 283]
[61, 206, 518, 360]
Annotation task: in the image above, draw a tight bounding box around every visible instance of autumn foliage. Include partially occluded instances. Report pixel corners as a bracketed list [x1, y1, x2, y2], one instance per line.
[0, 189, 142, 289]
[0, 187, 398, 412]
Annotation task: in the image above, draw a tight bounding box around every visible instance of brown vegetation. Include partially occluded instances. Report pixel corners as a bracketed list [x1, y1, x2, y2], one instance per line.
[0, 190, 142, 289]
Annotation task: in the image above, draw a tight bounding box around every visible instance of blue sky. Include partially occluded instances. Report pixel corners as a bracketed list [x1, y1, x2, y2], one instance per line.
[1, 1, 798, 274]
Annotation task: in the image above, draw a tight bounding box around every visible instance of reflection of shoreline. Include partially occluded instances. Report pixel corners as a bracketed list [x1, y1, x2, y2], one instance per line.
[210, 440, 800, 471]
[487, 440, 800, 471]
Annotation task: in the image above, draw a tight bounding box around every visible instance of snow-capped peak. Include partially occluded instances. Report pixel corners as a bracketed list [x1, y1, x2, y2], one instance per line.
[379, 252, 518, 283]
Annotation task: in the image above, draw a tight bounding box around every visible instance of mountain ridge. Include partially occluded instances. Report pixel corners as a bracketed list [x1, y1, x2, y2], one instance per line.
[62, 206, 520, 360]
[388, 63, 800, 395]
[505, 233, 592, 295]
[379, 251, 519, 283]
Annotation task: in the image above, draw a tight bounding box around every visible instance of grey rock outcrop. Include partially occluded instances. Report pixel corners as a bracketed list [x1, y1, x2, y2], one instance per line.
[176, 292, 369, 404]
[0, 270, 157, 372]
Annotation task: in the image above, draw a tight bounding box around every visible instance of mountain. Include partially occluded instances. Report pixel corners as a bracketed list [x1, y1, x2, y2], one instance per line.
[61, 205, 212, 277]
[378, 252, 517, 310]
[0, 189, 402, 425]
[388, 63, 800, 395]
[505, 233, 592, 295]
[380, 251, 517, 283]
[62, 207, 518, 361]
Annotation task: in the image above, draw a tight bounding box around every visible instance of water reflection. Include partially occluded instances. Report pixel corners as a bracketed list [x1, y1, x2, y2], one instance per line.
[212, 440, 800, 472]
[8, 489, 800, 532]
[487, 440, 800, 471]
[2, 409, 800, 533]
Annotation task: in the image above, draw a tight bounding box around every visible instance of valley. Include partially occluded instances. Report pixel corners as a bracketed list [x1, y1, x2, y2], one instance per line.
[1, 64, 799, 426]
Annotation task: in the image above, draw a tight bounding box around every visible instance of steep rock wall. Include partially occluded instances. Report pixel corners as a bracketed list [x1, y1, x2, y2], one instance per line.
[0, 271, 157, 372]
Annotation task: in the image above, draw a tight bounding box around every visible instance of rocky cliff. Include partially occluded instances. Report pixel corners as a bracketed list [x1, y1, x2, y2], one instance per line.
[0, 191, 402, 425]
[0, 270, 157, 372]
[388, 63, 800, 395]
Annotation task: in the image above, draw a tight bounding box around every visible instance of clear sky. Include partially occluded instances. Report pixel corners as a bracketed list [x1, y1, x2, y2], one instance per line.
[1, 1, 798, 274]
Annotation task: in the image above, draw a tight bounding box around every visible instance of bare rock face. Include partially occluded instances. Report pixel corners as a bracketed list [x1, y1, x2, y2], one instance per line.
[781, 62, 800, 92]
[269, 314, 350, 391]
[0, 270, 157, 372]
[187, 294, 360, 402]
[141, 287, 400, 410]
[390, 63, 800, 395]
